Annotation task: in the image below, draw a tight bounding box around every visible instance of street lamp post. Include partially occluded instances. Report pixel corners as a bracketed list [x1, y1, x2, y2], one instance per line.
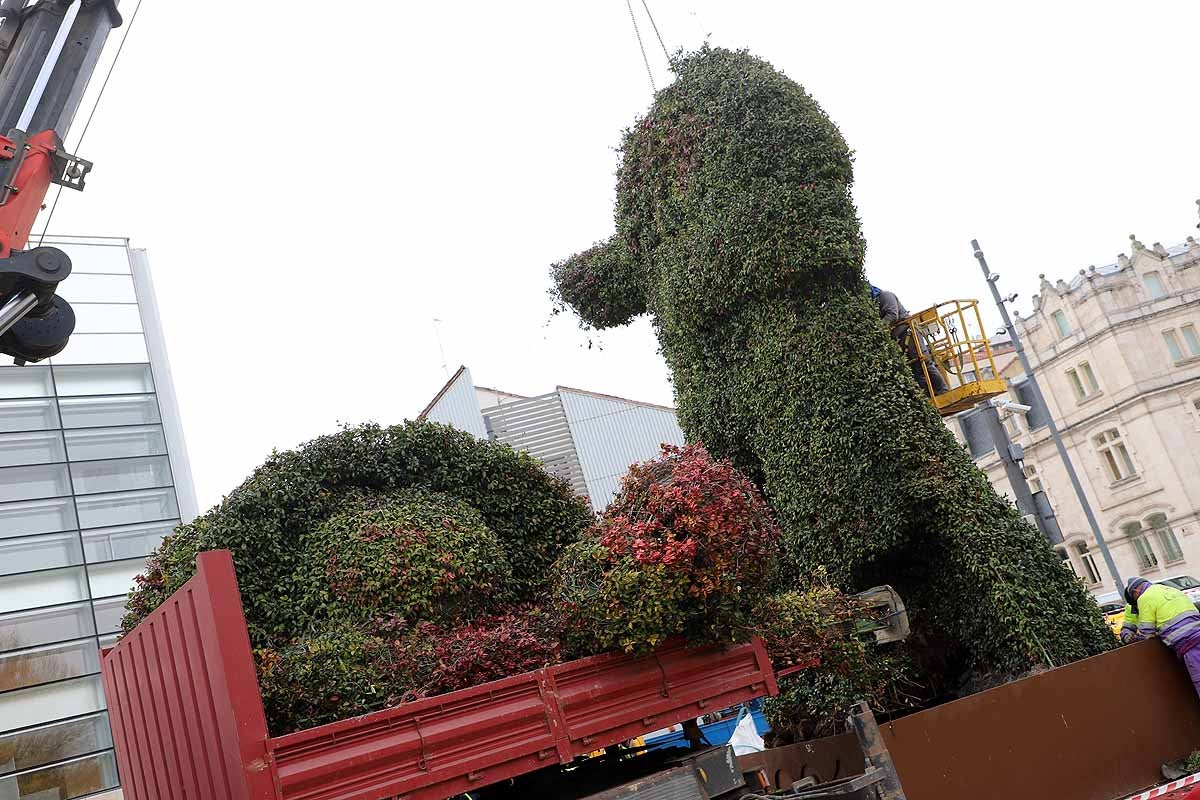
[971, 240, 1124, 593]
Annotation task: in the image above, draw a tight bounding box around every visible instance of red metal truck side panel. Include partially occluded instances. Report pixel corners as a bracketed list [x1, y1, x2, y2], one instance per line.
[102, 551, 278, 800]
[103, 551, 778, 800]
[551, 637, 777, 754]
[271, 670, 561, 800]
[269, 640, 776, 800]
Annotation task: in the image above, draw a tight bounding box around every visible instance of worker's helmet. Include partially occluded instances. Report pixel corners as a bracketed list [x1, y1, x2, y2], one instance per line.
[869, 284, 882, 299]
[1124, 576, 1150, 605]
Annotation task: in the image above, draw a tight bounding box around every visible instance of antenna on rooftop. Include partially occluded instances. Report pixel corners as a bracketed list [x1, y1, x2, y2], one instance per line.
[432, 318, 450, 379]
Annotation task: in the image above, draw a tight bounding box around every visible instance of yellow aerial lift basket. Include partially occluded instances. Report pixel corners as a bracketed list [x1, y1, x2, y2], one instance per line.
[894, 299, 1009, 417]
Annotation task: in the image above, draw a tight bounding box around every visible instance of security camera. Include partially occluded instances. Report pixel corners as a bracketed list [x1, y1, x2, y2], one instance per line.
[990, 398, 1032, 414]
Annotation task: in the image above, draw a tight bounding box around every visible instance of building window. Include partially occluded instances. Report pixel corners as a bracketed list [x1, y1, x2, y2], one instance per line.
[1124, 522, 1159, 571]
[1165, 330, 1186, 363]
[1163, 326, 1199, 364]
[1143, 271, 1166, 300]
[1023, 464, 1043, 494]
[1147, 513, 1184, 564]
[1183, 325, 1200, 358]
[1066, 362, 1100, 401]
[1058, 547, 1080, 579]
[1003, 412, 1022, 437]
[1094, 428, 1136, 483]
[1052, 310, 1071, 338]
[1075, 541, 1102, 584]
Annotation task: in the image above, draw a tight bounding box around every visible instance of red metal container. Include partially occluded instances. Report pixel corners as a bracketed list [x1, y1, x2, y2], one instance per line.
[101, 550, 778, 800]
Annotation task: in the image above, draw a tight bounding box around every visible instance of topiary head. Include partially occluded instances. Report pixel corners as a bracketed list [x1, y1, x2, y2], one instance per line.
[552, 46, 865, 333]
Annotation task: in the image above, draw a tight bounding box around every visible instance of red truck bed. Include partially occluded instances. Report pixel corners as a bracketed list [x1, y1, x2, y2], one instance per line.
[101, 550, 778, 800]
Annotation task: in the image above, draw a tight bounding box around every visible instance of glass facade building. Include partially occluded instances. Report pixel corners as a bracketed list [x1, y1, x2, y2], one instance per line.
[0, 237, 196, 799]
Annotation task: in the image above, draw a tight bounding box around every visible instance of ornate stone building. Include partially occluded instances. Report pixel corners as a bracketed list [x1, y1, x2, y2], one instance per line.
[950, 215, 1200, 597]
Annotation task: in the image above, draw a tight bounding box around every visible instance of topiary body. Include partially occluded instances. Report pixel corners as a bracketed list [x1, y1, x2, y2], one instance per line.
[551, 46, 1111, 688]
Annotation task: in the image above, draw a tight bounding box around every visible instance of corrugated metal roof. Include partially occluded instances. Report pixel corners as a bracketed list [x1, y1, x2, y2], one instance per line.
[559, 388, 686, 511]
[482, 392, 589, 498]
[421, 366, 488, 439]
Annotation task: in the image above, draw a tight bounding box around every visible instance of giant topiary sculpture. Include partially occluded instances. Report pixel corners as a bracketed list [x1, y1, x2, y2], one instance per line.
[551, 46, 1111, 691]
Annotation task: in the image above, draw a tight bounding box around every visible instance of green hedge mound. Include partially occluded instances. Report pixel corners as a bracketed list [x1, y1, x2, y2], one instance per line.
[123, 421, 593, 647]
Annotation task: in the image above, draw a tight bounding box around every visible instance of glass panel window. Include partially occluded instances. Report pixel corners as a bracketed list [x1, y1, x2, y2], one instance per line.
[1143, 271, 1166, 300]
[64, 425, 166, 462]
[1003, 413, 1022, 437]
[1183, 325, 1200, 358]
[1124, 522, 1159, 570]
[58, 394, 159, 429]
[1023, 464, 1043, 494]
[1052, 310, 1071, 338]
[0, 497, 78, 540]
[0, 674, 106, 734]
[55, 273, 136, 304]
[1094, 429, 1136, 482]
[51, 333, 150, 366]
[0, 602, 96, 652]
[1058, 547, 1080, 578]
[70, 455, 172, 496]
[87, 557, 145, 599]
[0, 749, 120, 799]
[1132, 536, 1159, 571]
[0, 398, 59, 433]
[70, 303, 143, 334]
[0, 567, 88, 615]
[52, 364, 153, 397]
[1067, 368, 1086, 401]
[1164, 330, 1185, 363]
[0, 463, 70, 503]
[91, 596, 126, 635]
[53, 241, 131, 274]
[1079, 362, 1100, 393]
[75, 487, 179, 530]
[0, 533, 83, 577]
[0, 638, 101, 693]
[0, 367, 52, 400]
[0, 712, 113, 778]
[0, 430, 66, 468]
[1074, 542, 1101, 584]
[82, 519, 176, 563]
[1148, 513, 1184, 563]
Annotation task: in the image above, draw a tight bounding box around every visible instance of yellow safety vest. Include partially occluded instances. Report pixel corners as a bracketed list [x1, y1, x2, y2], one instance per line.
[1127, 585, 1200, 648]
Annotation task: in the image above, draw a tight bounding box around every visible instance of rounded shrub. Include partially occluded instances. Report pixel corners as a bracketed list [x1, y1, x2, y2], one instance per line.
[256, 619, 410, 735]
[122, 420, 593, 647]
[555, 443, 779, 653]
[302, 488, 512, 625]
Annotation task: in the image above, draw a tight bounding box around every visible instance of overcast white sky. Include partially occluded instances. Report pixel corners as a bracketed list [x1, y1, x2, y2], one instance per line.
[45, 1, 1200, 509]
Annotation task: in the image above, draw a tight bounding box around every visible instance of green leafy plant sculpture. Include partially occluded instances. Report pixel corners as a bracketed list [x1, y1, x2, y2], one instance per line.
[550, 46, 1111, 690]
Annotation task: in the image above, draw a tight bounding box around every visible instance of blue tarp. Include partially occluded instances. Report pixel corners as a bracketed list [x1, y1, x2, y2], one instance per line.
[642, 702, 770, 751]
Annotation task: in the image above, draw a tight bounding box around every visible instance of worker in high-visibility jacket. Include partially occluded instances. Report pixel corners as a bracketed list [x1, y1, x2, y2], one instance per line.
[1122, 576, 1200, 698]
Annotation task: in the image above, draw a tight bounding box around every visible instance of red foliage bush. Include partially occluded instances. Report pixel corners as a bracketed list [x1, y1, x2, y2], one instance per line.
[406, 607, 562, 696]
[555, 443, 780, 653]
